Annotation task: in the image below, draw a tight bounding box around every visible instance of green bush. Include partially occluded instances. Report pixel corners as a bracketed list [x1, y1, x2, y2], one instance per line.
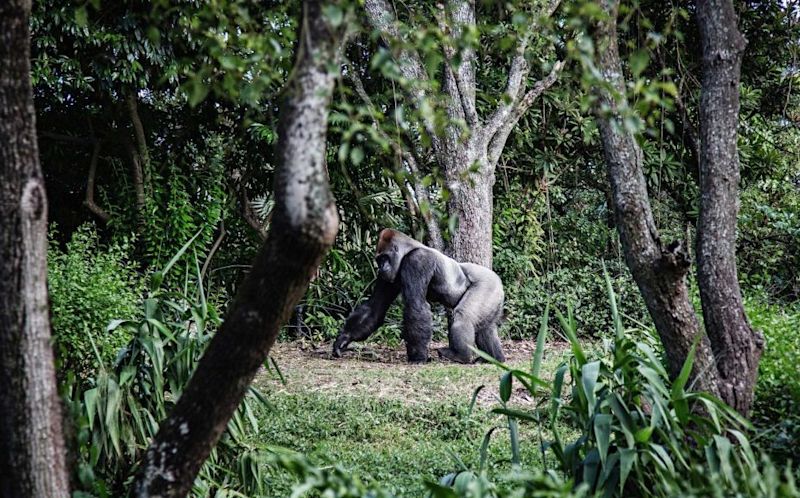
[64, 237, 273, 497]
[48, 224, 144, 380]
[493, 186, 649, 339]
[747, 297, 800, 463]
[434, 280, 799, 497]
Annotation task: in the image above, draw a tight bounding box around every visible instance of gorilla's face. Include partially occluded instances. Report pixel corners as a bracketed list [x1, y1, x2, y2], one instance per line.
[376, 248, 401, 283]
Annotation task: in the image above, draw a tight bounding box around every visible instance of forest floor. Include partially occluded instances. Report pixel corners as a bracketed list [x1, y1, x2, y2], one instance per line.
[253, 339, 583, 496]
[263, 339, 573, 407]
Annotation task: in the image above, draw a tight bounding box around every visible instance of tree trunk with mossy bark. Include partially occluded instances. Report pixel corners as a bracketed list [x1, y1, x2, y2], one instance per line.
[132, 1, 342, 495]
[362, 0, 563, 267]
[0, 1, 70, 496]
[592, 0, 763, 415]
[591, 0, 720, 399]
[696, 0, 764, 415]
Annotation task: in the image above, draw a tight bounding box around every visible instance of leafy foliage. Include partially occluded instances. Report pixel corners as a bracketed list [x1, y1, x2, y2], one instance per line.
[748, 298, 800, 464]
[435, 279, 799, 497]
[64, 240, 269, 497]
[48, 225, 144, 380]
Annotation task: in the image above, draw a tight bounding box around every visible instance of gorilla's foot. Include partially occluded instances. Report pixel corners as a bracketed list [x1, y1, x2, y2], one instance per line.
[407, 353, 430, 364]
[437, 347, 472, 364]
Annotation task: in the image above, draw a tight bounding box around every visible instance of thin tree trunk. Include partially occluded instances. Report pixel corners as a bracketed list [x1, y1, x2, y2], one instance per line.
[132, 1, 341, 495]
[127, 93, 151, 190]
[124, 137, 147, 227]
[592, 0, 720, 395]
[696, 0, 764, 415]
[84, 140, 111, 222]
[0, 1, 70, 496]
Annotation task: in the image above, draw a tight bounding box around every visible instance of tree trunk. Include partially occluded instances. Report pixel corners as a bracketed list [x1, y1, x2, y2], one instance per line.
[132, 1, 341, 495]
[0, 1, 70, 496]
[362, 0, 563, 267]
[591, 0, 721, 396]
[696, 0, 764, 415]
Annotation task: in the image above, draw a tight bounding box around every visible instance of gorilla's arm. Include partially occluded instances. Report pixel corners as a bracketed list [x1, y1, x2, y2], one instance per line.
[332, 278, 401, 356]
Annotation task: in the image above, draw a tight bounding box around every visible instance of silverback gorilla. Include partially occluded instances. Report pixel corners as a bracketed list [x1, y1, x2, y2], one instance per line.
[332, 229, 506, 363]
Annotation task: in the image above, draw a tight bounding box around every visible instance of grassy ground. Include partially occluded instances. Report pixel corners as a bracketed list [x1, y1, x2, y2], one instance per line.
[253, 340, 581, 496]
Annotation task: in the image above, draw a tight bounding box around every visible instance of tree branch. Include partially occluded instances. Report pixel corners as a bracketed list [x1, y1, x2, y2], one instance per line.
[133, 1, 342, 495]
[127, 92, 151, 189]
[123, 137, 146, 227]
[438, 0, 478, 127]
[591, 0, 720, 397]
[200, 219, 225, 283]
[487, 59, 564, 167]
[363, 0, 445, 157]
[232, 175, 267, 240]
[485, 0, 562, 138]
[83, 141, 110, 222]
[347, 68, 444, 249]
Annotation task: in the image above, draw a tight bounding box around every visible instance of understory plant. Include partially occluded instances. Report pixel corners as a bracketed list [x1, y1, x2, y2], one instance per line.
[65, 234, 272, 497]
[432, 271, 798, 497]
[48, 224, 144, 381]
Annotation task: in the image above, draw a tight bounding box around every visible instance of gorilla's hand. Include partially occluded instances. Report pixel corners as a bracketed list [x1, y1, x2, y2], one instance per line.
[332, 333, 350, 358]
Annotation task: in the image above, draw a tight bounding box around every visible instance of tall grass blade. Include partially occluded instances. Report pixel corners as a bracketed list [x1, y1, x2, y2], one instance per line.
[532, 303, 549, 379]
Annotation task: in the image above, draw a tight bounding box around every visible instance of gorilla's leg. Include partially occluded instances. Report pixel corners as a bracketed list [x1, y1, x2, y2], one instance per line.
[475, 320, 506, 362]
[439, 282, 505, 363]
[333, 279, 400, 356]
[399, 249, 435, 363]
[437, 308, 476, 363]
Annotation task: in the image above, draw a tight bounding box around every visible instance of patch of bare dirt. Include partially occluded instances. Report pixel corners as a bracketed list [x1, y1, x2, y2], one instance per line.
[259, 340, 571, 408]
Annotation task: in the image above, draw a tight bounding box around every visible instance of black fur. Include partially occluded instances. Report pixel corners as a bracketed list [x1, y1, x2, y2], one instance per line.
[333, 230, 506, 363]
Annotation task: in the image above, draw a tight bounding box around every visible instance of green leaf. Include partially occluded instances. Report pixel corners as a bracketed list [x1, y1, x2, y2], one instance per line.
[582, 448, 601, 488]
[478, 427, 498, 472]
[119, 365, 136, 386]
[508, 418, 520, 468]
[556, 306, 586, 365]
[322, 4, 344, 27]
[619, 448, 636, 493]
[602, 262, 623, 340]
[532, 303, 549, 379]
[610, 394, 635, 448]
[467, 385, 484, 418]
[188, 77, 210, 107]
[630, 50, 649, 77]
[581, 360, 601, 415]
[75, 6, 88, 27]
[492, 407, 539, 423]
[634, 426, 654, 444]
[499, 371, 513, 403]
[713, 435, 734, 483]
[160, 228, 203, 279]
[671, 333, 701, 423]
[84, 388, 98, 431]
[594, 413, 612, 465]
[350, 146, 364, 166]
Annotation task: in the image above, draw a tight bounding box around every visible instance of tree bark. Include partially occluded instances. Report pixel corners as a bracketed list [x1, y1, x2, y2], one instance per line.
[0, 1, 70, 496]
[591, 0, 721, 396]
[132, 1, 341, 496]
[362, 0, 563, 267]
[696, 0, 763, 415]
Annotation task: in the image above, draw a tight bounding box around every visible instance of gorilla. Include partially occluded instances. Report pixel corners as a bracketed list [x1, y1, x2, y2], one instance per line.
[332, 229, 506, 363]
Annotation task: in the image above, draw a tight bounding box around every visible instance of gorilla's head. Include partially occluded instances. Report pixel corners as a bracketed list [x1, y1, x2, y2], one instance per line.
[375, 229, 405, 282]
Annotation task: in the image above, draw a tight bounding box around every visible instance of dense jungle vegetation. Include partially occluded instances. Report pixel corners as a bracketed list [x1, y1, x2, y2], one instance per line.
[1, 0, 799, 496]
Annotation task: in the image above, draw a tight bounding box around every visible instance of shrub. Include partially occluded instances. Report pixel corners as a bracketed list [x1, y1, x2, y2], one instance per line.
[435, 278, 799, 497]
[494, 186, 649, 339]
[747, 297, 800, 463]
[48, 224, 144, 380]
[65, 239, 272, 497]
